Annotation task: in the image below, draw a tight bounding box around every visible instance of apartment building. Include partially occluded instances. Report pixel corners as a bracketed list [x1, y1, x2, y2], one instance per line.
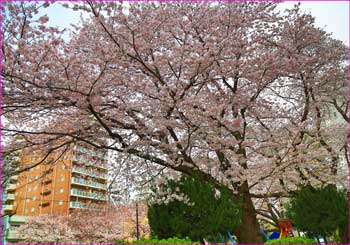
[1, 145, 109, 244]
[5, 144, 109, 217]
[2, 153, 27, 244]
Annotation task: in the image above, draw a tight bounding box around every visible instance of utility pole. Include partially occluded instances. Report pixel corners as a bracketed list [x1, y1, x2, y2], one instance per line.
[136, 202, 140, 240]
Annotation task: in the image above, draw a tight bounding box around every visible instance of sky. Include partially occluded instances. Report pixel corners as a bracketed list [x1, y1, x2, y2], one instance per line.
[40, 1, 350, 45]
[277, 1, 349, 45]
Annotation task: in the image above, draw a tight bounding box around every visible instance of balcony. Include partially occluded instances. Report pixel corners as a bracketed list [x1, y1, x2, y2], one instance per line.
[2, 205, 13, 213]
[9, 175, 18, 183]
[9, 215, 27, 223]
[70, 189, 107, 201]
[72, 166, 108, 180]
[7, 184, 16, 192]
[5, 229, 20, 241]
[71, 177, 107, 190]
[77, 147, 107, 160]
[69, 201, 100, 209]
[41, 189, 51, 195]
[40, 201, 50, 207]
[5, 194, 15, 203]
[72, 156, 108, 170]
[42, 179, 52, 185]
[69, 201, 88, 209]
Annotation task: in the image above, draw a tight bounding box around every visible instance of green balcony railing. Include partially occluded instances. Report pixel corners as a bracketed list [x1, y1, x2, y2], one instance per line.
[71, 177, 107, 190]
[69, 201, 100, 209]
[72, 156, 108, 170]
[5, 229, 20, 240]
[71, 189, 106, 201]
[70, 201, 88, 209]
[72, 166, 108, 180]
[7, 184, 16, 192]
[5, 194, 15, 203]
[9, 175, 18, 183]
[9, 215, 27, 223]
[77, 147, 107, 160]
[3, 205, 14, 213]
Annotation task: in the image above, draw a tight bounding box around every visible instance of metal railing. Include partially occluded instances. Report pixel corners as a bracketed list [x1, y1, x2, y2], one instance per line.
[72, 156, 108, 170]
[3, 205, 14, 212]
[7, 184, 16, 192]
[71, 166, 108, 180]
[70, 189, 106, 201]
[69, 201, 100, 209]
[77, 147, 107, 160]
[71, 177, 107, 190]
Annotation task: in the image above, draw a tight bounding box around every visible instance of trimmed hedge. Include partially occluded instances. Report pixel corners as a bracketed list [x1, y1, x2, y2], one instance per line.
[265, 237, 318, 244]
[116, 236, 200, 244]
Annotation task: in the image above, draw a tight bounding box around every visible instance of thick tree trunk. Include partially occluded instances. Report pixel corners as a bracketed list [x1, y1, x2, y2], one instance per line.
[340, 228, 349, 244]
[236, 181, 264, 244]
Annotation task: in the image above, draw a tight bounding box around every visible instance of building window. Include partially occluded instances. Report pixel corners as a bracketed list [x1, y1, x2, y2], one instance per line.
[31, 157, 36, 162]
[26, 198, 30, 203]
[61, 175, 65, 181]
[36, 165, 40, 170]
[31, 207, 35, 212]
[333, 112, 337, 118]
[32, 196, 36, 201]
[34, 184, 38, 190]
[35, 175, 39, 180]
[25, 208, 29, 214]
[60, 188, 64, 193]
[58, 200, 63, 205]
[27, 187, 31, 192]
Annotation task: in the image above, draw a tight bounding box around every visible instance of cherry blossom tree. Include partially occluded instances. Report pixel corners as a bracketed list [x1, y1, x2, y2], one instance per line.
[15, 204, 149, 244]
[15, 214, 77, 244]
[2, 2, 348, 243]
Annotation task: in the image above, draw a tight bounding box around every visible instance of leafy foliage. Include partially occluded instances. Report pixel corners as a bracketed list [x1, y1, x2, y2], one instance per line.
[286, 185, 347, 237]
[264, 237, 317, 244]
[116, 236, 200, 244]
[148, 176, 241, 242]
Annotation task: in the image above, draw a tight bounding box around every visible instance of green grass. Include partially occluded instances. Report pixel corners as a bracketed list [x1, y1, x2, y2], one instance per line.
[265, 237, 318, 244]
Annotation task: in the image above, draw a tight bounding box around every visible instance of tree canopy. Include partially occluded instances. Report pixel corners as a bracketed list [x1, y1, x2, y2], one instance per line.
[2, 2, 349, 243]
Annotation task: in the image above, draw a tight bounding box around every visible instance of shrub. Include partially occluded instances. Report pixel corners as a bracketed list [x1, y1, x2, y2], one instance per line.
[264, 237, 318, 244]
[148, 175, 241, 242]
[116, 236, 200, 244]
[285, 185, 347, 243]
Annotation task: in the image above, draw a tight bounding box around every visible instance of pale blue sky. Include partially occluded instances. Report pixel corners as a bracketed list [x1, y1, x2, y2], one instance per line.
[40, 1, 349, 45]
[278, 1, 349, 45]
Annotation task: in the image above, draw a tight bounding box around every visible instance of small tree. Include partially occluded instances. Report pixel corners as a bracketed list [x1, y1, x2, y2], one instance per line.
[16, 205, 150, 243]
[286, 185, 348, 243]
[68, 207, 125, 243]
[16, 215, 77, 244]
[148, 176, 241, 242]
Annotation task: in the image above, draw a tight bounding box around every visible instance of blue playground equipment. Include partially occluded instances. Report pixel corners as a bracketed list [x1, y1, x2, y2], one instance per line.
[269, 231, 280, 240]
[221, 230, 236, 244]
[260, 227, 271, 241]
[220, 228, 279, 244]
[260, 227, 280, 242]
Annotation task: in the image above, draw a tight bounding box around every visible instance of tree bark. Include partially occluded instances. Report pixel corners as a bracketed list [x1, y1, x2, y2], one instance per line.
[235, 181, 264, 244]
[340, 227, 349, 244]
